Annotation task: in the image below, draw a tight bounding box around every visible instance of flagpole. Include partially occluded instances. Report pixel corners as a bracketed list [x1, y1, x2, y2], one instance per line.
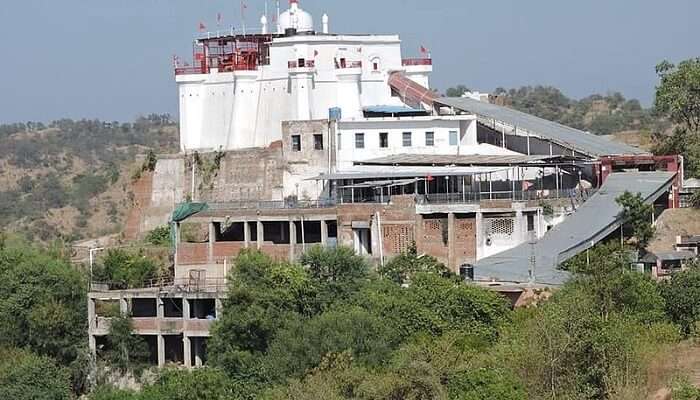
[241, 1, 247, 36]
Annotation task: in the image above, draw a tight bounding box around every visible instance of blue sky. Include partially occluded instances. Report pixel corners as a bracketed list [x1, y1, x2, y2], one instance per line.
[0, 0, 697, 123]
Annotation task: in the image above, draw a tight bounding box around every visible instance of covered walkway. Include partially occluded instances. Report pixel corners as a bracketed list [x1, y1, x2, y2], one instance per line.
[474, 171, 677, 285]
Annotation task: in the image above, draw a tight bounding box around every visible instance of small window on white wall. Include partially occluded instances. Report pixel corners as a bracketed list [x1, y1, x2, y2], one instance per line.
[449, 131, 459, 146]
[402, 132, 412, 147]
[425, 132, 434, 146]
[355, 133, 365, 149]
[371, 57, 381, 72]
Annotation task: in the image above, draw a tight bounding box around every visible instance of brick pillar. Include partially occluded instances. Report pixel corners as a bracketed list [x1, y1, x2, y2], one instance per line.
[415, 213, 424, 254]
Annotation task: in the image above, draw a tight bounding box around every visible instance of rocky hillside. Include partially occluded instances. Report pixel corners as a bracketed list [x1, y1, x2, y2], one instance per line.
[0, 116, 178, 242]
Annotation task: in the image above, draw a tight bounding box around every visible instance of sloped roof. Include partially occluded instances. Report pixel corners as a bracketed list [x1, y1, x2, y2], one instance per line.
[435, 97, 648, 157]
[474, 171, 676, 285]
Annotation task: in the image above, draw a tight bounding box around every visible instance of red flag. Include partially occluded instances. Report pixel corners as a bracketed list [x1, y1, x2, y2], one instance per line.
[426, 174, 434, 182]
[199, 22, 207, 32]
[420, 45, 428, 54]
[522, 181, 534, 191]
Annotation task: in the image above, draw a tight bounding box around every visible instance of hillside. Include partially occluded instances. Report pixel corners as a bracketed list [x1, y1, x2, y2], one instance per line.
[0, 116, 178, 242]
[448, 85, 671, 146]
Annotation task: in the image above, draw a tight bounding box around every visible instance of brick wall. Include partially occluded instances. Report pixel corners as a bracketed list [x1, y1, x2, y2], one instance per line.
[212, 242, 245, 259]
[417, 215, 449, 264]
[454, 216, 477, 266]
[177, 243, 209, 264]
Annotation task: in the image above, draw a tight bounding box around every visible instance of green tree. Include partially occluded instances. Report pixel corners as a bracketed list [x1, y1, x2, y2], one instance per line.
[299, 246, 370, 305]
[263, 306, 397, 379]
[105, 316, 150, 373]
[141, 368, 244, 400]
[145, 225, 171, 247]
[379, 243, 451, 285]
[661, 264, 700, 335]
[655, 58, 700, 132]
[446, 85, 471, 97]
[0, 347, 72, 400]
[0, 239, 86, 365]
[208, 250, 317, 379]
[616, 191, 655, 250]
[94, 248, 158, 289]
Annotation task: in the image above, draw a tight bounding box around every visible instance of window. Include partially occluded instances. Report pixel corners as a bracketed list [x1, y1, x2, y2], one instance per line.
[337, 133, 342, 150]
[373, 62, 379, 71]
[449, 130, 459, 146]
[425, 131, 434, 146]
[314, 134, 324, 150]
[379, 132, 389, 148]
[355, 133, 365, 149]
[291, 135, 301, 152]
[402, 132, 412, 147]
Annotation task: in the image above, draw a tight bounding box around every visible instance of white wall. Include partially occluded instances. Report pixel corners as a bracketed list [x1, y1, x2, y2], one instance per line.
[176, 33, 430, 152]
[335, 116, 481, 169]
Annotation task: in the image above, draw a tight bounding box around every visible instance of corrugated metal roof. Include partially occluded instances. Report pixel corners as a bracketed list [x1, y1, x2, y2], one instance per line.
[308, 166, 509, 181]
[474, 171, 676, 285]
[435, 97, 648, 157]
[356, 153, 578, 167]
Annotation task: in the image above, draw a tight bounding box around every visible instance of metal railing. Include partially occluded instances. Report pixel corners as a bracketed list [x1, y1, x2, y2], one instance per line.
[336, 60, 362, 69]
[207, 198, 338, 211]
[402, 58, 433, 66]
[288, 59, 315, 68]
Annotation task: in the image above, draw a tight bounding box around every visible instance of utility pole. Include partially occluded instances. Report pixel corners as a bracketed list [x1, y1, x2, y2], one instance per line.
[528, 231, 536, 285]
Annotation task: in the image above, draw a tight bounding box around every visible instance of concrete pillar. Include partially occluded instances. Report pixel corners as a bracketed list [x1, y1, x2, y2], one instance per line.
[514, 210, 524, 243]
[208, 222, 216, 262]
[447, 213, 456, 272]
[215, 298, 223, 319]
[256, 220, 263, 249]
[156, 296, 164, 318]
[119, 297, 129, 316]
[194, 338, 204, 367]
[321, 220, 328, 246]
[183, 298, 191, 320]
[289, 219, 297, 261]
[183, 335, 192, 368]
[157, 334, 165, 367]
[475, 212, 484, 260]
[244, 220, 251, 248]
[88, 298, 96, 331]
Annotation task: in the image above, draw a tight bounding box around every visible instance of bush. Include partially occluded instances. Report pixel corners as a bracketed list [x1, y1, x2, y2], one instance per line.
[0, 347, 72, 400]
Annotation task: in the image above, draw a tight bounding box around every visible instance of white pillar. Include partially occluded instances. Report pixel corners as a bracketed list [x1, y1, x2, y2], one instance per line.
[183, 335, 192, 368]
[157, 334, 165, 367]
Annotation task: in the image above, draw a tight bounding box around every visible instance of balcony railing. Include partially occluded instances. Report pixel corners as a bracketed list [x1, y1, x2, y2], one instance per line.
[288, 59, 315, 68]
[335, 60, 362, 69]
[402, 58, 433, 66]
